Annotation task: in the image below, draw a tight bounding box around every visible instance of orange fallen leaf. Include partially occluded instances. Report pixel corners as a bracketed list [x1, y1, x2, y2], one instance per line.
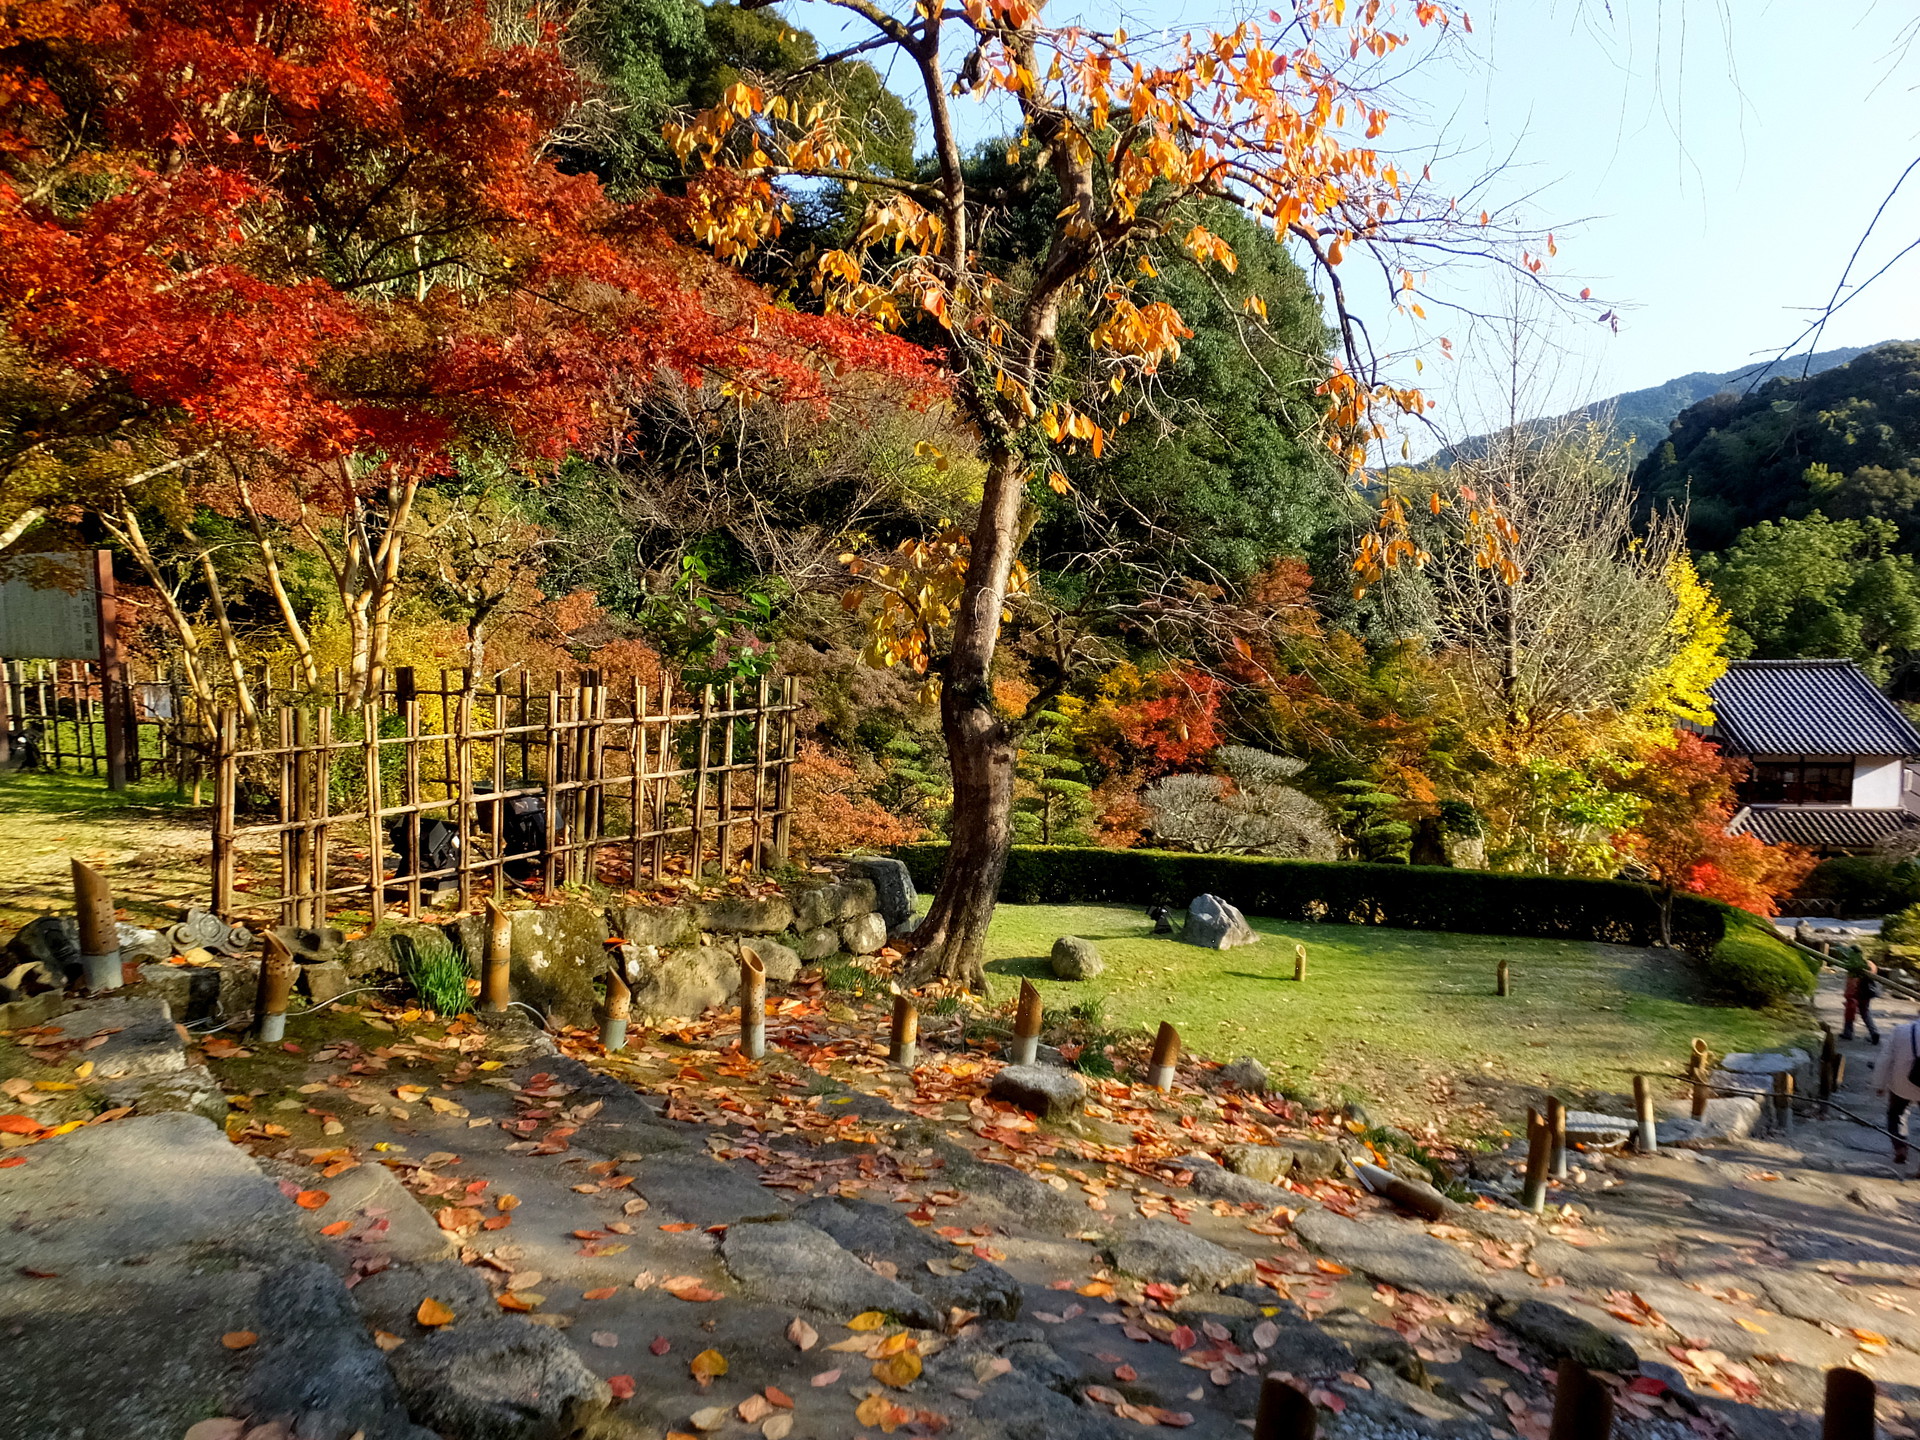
[664, 1275, 723, 1302]
[220, 1331, 258, 1350]
[497, 1292, 538, 1312]
[319, 1220, 352, 1237]
[659, 1222, 698, 1233]
[496, 1194, 519, 1211]
[872, 1350, 923, 1388]
[765, 1386, 794, 1409]
[416, 1297, 455, 1327]
[583, 1287, 618, 1301]
[437, 1207, 483, 1233]
[481, 1215, 512, 1230]
[1314, 1259, 1349, 1275]
[293, 1190, 330, 1210]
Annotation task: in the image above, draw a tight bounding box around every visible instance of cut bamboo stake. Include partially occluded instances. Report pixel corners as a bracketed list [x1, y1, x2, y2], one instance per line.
[71, 859, 122, 992]
[1293, 942, 1308, 982]
[254, 932, 295, 1042]
[1147, 1021, 1181, 1091]
[1548, 1359, 1613, 1440]
[1521, 1107, 1551, 1213]
[1773, 1072, 1794, 1132]
[739, 947, 767, 1061]
[1253, 1375, 1316, 1440]
[600, 965, 632, 1053]
[1547, 1095, 1569, 1181]
[1496, 958, 1510, 997]
[889, 991, 918, 1069]
[1351, 1159, 1450, 1220]
[1689, 1038, 1711, 1119]
[1011, 978, 1043, 1065]
[482, 899, 512, 1013]
[1822, 1367, 1876, 1440]
[1633, 1074, 1658, 1155]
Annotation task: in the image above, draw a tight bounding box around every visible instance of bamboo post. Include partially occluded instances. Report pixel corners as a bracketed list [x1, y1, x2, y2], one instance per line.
[751, 675, 771, 871]
[740, 946, 768, 1060]
[1011, 978, 1044, 1065]
[455, 691, 474, 914]
[1547, 1359, 1613, 1440]
[1773, 1072, 1794, 1132]
[72, 859, 122, 992]
[541, 685, 561, 895]
[363, 695, 384, 923]
[630, 679, 647, 885]
[403, 695, 423, 915]
[1521, 1107, 1552, 1213]
[1496, 958, 1510, 996]
[1253, 1375, 1316, 1440]
[213, 709, 239, 914]
[482, 899, 512, 1012]
[691, 686, 713, 882]
[313, 707, 333, 928]
[600, 963, 631, 1053]
[1547, 1095, 1568, 1181]
[254, 932, 296, 1042]
[1689, 1038, 1711, 1119]
[1147, 1021, 1180, 1091]
[889, 991, 919, 1069]
[718, 681, 736, 875]
[1633, 1074, 1658, 1155]
[1823, 1367, 1876, 1440]
[769, 675, 796, 868]
[1293, 942, 1308, 982]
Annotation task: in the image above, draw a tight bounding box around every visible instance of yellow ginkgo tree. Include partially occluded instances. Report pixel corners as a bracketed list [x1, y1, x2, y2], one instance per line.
[668, 0, 1566, 985]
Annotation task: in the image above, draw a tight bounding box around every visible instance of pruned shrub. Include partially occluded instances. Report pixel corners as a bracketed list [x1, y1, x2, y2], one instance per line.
[1141, 748, 1336, 858]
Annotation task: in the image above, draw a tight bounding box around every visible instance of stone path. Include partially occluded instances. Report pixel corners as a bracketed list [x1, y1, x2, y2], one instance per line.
[5, 960, 1920, 1440]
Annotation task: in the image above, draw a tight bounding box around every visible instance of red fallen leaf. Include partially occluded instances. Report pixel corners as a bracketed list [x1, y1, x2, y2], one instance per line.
[481, 1215, 512, 1230]
[319, 1221, 353, 1237]
[0, 1115, 48, 1136]
[608, 1375, 635, 1400]
[1149, 1409, 1196, 1427]
[1085, 1386, 1124, 1406]
[572, 1230, 608, 1240]
[650, 1336, 672, 1355]
[1114, 1365, 1138, 1382]
[1308, 1388, 1346, 1413]
[294, 1190, 330, 1210]
[1628, 1377, 1667, 1396]
[19, 1266, 59, 1277]
[0, 1157, 26, 1168]
[1168, 1325, 1197, 1351]
[765, 1387, 794, 1409]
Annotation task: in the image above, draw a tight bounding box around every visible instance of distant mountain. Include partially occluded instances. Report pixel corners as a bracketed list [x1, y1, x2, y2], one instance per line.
[1437, 342, 1895, 468]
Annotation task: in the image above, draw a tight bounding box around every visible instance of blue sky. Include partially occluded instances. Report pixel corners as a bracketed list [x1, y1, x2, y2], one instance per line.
[784, 0, 1920, 444]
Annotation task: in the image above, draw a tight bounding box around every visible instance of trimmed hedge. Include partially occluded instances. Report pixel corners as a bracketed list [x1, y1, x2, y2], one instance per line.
[1800, 857, 1920, 918]
[894, 844, 1815, 1005]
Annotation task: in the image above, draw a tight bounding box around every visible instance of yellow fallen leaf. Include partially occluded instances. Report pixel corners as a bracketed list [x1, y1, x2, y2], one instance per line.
[846, 1311, 887, 1331]
[871, 1332, 916, 1357]
[33, 1081, 76, 1092]
[872, 1350, 923, 1388]
[416, 1297, 455, 1327]
[1735, 1318, 1768, 1333]
[425, 1096, 469, 1117]
[691, 1348, 728, 1386]
[73, 1061, 93, 1080]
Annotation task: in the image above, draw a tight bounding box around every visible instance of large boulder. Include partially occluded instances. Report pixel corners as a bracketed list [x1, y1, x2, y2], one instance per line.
[1107, 1221, 1256, 1290]
[721, 1218, 940, 1328]
[989, 1063, 1086, 1120]
[842, 912, 888, 956]
[1491, 1298, 1638, 1372]
[386, 1320, 611, 1440]
[609, 902, 697, 950]
[795, 925, 840, 962]
[1182, 894, 1260, 949]
[793, 879, 880, 931]
[625, 942, 734, 1021]
[508, 904, 607, 1028]
[795, 1196, 1022, 1320]
[1049, 935, 1104, 980]
[850, 856, 918, 932]
[1215, 1056, 1270, 1092]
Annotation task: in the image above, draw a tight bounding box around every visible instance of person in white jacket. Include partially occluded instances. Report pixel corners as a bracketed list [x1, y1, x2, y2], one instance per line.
[1871, 1015, 1920, 1166]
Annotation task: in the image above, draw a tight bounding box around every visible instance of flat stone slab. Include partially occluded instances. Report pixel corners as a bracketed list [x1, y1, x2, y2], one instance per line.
[1760, 1270, 1920, 1352]
[1658, 1097, 1763, 1149]
[1171, 1153, 1294, 1207]
[1564, 1111, 1634, 1147]
[721, 1218, 940, 1328]
[1105, 1219, 1256, 1289]
[387, 1319, 611, 1440]
[989, 1062, 1087, 1119]
[1492, 1297, 1639, 1371]
[796, 1195, 1022, 1320]
[43, 995, 185, 1080]
[1294, 1208, 1492, 1297]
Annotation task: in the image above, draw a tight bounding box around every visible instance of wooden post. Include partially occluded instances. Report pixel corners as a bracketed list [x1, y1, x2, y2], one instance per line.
[363, 694, 384, 925]
[1689, 1038, 1711, 1119]
[254, 932, 296, 1042]
[1819, 1028, 1840, 1116]
[1773, 1072, 1794, 1132]
[751, 675, 770, 871]
[739, 946, 768, 1061]
[1497, 958, 1510, 996]
[600, 964, 631, 1053]
[1633, 1074, 1658, 1154]
[1011, 978, 1044, 1065]
[72, 859, 122, 991]
[889, 991, 919, 1069]
[1547, 1095, 1568, 1181]
[1548, 1359, 1613, 1440]
[93, 549, 129, 790]
[483, 899, 512, 1012]
[1823, 1367, 1876, 1440]
[455, 691, 473, 914]
[1253, 1375, 1316, 1440]
[717, 681, 736, 875]
[1521, 1107, 1551, 1213]
[1293, 942, 1308, 982]
[213, 709, 239, 914]
[691, 685, 713, 882]
[1147, 1021, 1180, 1091]
[769, 675, 796, 868]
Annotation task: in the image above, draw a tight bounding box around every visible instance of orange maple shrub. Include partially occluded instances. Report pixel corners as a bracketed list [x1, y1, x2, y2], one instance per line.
[787, 741, 923, 859]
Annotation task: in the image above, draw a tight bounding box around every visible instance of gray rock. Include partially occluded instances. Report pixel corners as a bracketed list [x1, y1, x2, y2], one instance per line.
[609, 902, 697, 950]
[793, 880, 881, 930]
[746, 936, 801, 983]
[1294, 1208, 1491, 1297]
[1224, 1139, 1342, 1182]
[1385, 1152, 1436, 1186]
[842, 911, 889, 955]
[721, 1218, 940, 1327]
[1049, 935, 1104, 979]
[623, 942, 731, 1021]
[340, 922, 445, 986]
[696, 893, 796, 935]
[101, 1066, 227, 1124]
[795, 1196, 1022, 1319]
[851, 856, 918, 931]
[930, 1140, 1086, 1230]
[1248, 1313, 1361, 1377]
[272, 923, 346, 963]
[1492, 1297, 1639, 1371]
[1181, 893, 1259, 949]
[1172, 1153, 1293, 1207]
[386, 1319, 611, 1440]
[796, 925, 841, 961]
[505, 904, 606, 1028]
[116, 924, 172, 962]
[1563, 1111, 1635, 1148]
[135, 961, 222, 1021]
[44, 995, 185, 1080]
[301, 958, 354, 1004]
[1216, 1056, 1271, 1092]
[989, 1063, 1087, 1119]
[1657, 1096, 1763, 1148]
[1106, 1220, 1256, 1289]
[1349, 1361, 1476, 1433]
[1760, 1270, 1920, 1351]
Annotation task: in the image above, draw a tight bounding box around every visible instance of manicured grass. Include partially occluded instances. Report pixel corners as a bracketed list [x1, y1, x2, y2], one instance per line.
[978, 903, 1810, 1139]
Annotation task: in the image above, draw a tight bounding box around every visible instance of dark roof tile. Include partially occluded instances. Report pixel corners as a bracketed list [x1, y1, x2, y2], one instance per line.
[1729, 805, 1920, 849]
[1708, 660, 1920, 757]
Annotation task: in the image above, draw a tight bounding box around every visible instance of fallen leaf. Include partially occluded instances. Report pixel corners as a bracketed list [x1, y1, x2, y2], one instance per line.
[651, 1336, 672, 1355]
[664, 1275, 723, 1302]
[787, 1317, 819, 1350]
[592, 1331, 619, 1348]
[436, 1207, 482, 1233]
[689, 1405, 730, 1432]
[416, 1298, 455, 1327]
[691, 1348, 728, 1386]
[220, 1331, 258, 1350]
[738, 1395, 773, 1424]
[765, 1386, 794, 1408]
[1253, 1320, 1280, 1349]
[373, 1331, 405, 1352]
[583, 1287, 618, 1301]
[496, 1194, 519, 1211]
[481, 1215, 512, 1231]
[183, 1422, 247, 1440]
[847, 1311, 887, 1331]
[763, 1416, 793, 1440]
[1115, 1364, 1138, 1382]
[608, 1375, 635, 1400]
[293, 1190, 330, 1210]
[497, 1293, 538, 1313]
[872, 1350, 923, 1388]
[319, 1220, 352, 1237]
[811, 1368, 842, 1387]
[1735, 1318, 1768, 1334]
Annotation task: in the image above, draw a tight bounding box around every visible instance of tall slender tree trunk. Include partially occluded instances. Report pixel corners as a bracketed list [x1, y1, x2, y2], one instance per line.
[908, 445, 1027, 989]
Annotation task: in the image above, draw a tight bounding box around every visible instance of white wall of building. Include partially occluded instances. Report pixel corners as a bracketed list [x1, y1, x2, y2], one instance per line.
[1853, 757, 1904, 808]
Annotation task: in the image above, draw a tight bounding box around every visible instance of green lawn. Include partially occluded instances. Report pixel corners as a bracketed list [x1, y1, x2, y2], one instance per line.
[977, 903, 1810, 1140]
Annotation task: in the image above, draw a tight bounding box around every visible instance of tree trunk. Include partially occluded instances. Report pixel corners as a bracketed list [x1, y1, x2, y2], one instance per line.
[907, 446, 1027, 989]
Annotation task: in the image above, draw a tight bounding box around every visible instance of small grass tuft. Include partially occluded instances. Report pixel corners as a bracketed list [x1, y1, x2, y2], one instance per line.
[397, 930, 470, 1017]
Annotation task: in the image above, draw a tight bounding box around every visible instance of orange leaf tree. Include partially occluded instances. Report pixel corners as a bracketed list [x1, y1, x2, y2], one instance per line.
[671, 0, 1554, 983]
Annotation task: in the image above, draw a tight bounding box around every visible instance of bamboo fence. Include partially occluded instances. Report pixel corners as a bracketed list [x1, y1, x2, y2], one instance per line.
[211, 670, 799, 926]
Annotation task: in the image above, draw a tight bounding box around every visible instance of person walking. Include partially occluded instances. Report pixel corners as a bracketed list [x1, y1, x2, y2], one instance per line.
[1844, 961, 1882, 1043]
[1872, 1013, 1920, 1167]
